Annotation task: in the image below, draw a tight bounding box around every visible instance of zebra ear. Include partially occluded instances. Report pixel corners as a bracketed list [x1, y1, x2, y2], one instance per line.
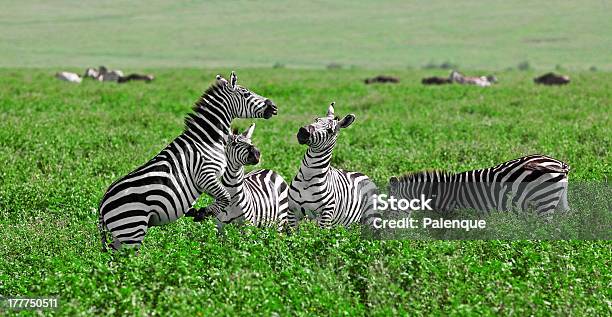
[230, 71, 237, 90]
[327, 102, 336, 117]
[216, 74, 228, 86]
[242, 123, 255, 139]
[338, 114, 355, 128]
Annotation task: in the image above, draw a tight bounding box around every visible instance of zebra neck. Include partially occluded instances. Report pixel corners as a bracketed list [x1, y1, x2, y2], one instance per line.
[184, 86, 235, 145]
[223, 165, 246, 202]
[298, 147, 333, 180]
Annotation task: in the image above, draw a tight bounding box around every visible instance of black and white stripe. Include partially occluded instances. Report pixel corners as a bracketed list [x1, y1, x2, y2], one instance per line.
[389, 154, 570, 217]
[288, 102, 379, 228]
[201, 124, 290, 229]
[98, 72, 278, 250]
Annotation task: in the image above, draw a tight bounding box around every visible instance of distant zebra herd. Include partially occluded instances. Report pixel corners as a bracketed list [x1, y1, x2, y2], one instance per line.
[98, 71, 570, 251]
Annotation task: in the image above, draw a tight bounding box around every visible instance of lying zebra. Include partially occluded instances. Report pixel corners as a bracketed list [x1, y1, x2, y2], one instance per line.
[98, 72, 278, 251]
[449, 70, 496, 87]
[187, 124, 289, 230]
[55, 71, 82, 83]
[288, 102, 379, 228]
[389, 154, 570, 217]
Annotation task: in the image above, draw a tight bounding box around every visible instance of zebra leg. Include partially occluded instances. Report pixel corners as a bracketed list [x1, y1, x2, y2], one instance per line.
[277, 180, 290, 231]
[276, 210, 289, 233]
[194, 176, 231, 222]
[289, 209, 302, 228]
[317, 207, 334, 228]
[287, 190, 311, 229]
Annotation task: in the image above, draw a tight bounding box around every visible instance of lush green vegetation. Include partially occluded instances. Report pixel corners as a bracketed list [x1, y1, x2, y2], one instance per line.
[2, 0, 611, 70]
[0, 68, 610, 315]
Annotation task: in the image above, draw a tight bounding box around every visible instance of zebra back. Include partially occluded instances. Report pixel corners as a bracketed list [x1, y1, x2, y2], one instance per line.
[389, 155, 570, 216]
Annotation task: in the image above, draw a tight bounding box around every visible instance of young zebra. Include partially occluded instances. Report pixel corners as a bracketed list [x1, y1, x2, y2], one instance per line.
[388, 154, 570, 217]
[188, 124, 289, 230]
[98, 72, 278, 251]
[288, 102, 379, 228]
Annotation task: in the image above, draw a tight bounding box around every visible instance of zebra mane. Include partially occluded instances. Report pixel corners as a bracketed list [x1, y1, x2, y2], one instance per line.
[183, 82, 225, 132]
[395, 170, 451, 183]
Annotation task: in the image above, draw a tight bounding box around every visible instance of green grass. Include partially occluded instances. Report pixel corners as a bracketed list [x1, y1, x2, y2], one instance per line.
[2, 0, 612, 70]
[0, 68, 610, 315]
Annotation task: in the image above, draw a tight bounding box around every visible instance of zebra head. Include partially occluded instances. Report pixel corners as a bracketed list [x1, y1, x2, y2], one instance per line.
[296, 102, 355, 151]
[216, 71, 278, 119]
[226, 123, 261, 168]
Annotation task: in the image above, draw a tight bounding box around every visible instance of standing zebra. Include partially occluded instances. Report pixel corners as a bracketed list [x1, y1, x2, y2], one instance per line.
[288, 102, 379, 228]
[98, 72, 278, 251]
[187, 123, 289, 230]
[388, 154, 570, 217]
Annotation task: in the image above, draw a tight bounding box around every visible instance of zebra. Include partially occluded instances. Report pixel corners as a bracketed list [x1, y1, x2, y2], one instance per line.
[187, 123, 289, 230]
[449, 70, 494, 87]
[98, 71, 278, 251]
[288, 102, 379, 228]
[388, 154, 570, 217]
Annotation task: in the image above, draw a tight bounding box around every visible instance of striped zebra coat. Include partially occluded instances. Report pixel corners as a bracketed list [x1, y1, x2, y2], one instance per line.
[98, 72, 278, 251]
[188, 124, 289, 229]
[288, 103, 379, 228]
[389, 154, 570, 217]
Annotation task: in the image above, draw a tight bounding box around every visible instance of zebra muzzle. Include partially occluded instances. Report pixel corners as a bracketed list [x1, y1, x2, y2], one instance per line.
[247, 148, 261, 164]
[263, 100, 278, 119]
[297, 127, 310, 144]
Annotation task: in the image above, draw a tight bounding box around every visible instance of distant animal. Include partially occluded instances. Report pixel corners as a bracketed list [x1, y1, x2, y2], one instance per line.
[83, 66, 154, 83]
[364, 75, 399, 84]
[97, 71, 278, 251]
[534, 73, 570, 85]
[83, 68, 99, 79]
[55, 71, 82, 83]
[449, 70, 494, 87]
[118, 73, 155, 83]
[421, 76, 452, 85]
[97, 66, 124, 82]
[389, 154, 570, 218]
[288, 102, 379, 228]
[186, 124, 289, 230]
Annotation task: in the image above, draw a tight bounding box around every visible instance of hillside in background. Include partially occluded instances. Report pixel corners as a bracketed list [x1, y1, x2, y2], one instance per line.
[1, 0, 611, 70]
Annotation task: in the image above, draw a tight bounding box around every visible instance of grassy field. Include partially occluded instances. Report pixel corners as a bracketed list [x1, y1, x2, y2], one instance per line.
[2, 0, 612, 70]
[0, 68, 610, 315]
